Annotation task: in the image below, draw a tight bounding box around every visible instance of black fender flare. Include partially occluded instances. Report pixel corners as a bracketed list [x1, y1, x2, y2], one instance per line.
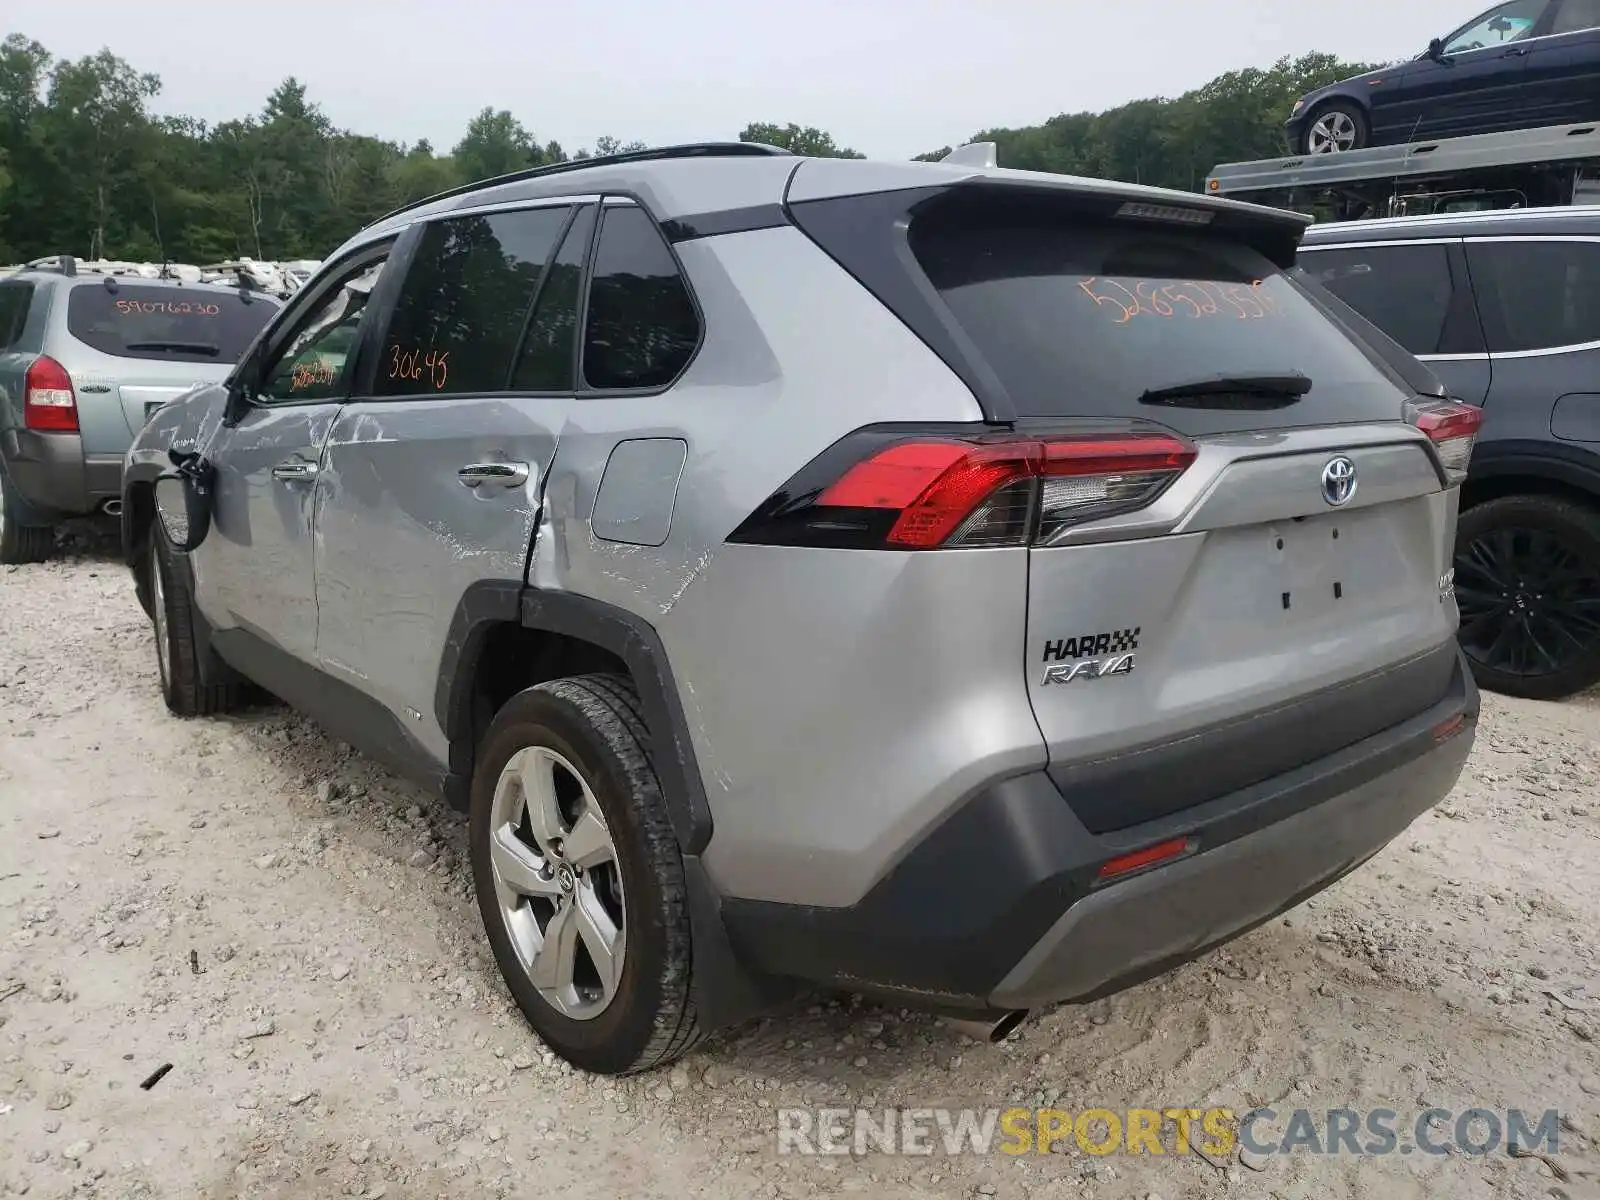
[121, 460, 164, 567]
[434, 581, 715, 855]
[1465, 441, 1600, 504]
[433, 581, 782, 1030]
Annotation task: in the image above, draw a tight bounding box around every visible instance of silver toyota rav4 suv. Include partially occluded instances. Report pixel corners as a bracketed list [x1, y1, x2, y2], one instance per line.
[121, 143, 1482, 1076]
[0, 259, 278, 562]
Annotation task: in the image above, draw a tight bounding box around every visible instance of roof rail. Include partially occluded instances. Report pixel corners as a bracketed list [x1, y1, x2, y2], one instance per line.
[22, 254, 78, 277]
[372, 141, 795, 226]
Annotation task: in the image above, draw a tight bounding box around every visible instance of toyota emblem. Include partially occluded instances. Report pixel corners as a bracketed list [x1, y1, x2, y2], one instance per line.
[1321, 456, 1357, 507]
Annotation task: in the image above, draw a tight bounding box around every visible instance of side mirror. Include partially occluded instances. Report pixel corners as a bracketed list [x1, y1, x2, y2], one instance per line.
[1428, 37, 1446, 60]
[222, 380, 252, 427]
[153, 454, 215, 552]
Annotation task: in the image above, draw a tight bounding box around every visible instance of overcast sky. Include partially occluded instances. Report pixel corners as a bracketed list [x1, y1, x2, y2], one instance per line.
[16, 0, 1482, 158]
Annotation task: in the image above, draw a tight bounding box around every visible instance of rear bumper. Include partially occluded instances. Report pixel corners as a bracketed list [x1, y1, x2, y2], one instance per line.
[721, 645, 1477, 1014]
[1, 429, 120, 518]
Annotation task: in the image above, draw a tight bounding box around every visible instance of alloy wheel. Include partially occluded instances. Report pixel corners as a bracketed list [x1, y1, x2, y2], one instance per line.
[1455, 526, 1600, 681]
[487, 745, 626, 1020]
[1307, 111, 1359, 154]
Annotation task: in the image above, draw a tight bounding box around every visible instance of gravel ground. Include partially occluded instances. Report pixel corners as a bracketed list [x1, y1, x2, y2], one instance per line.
[2, 522, 1598, 1200]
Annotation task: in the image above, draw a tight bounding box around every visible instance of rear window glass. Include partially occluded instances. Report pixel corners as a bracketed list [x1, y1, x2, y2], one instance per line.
[67, 284, 278, 364]
[909, 211, 1410, 435]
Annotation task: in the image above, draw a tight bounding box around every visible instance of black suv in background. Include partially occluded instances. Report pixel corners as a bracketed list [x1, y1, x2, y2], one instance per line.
[1301, 207, 1600, 700]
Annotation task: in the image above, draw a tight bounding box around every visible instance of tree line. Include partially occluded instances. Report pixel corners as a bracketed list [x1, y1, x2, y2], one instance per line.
[0, 32, 1374, 265]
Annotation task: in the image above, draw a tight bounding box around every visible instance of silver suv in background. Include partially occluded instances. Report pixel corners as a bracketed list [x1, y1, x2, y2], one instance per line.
[0, 258, 279, 562]
[122, 144, 1481, 1076]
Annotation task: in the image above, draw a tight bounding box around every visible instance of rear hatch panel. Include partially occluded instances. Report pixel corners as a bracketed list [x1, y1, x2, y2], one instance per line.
[1025, 431, 1458, 833]
[788, 167, 1464, 831]
[61, 282, 276, 447]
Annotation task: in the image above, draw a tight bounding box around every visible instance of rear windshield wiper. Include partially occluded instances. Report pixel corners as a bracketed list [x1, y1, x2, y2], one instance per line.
[124, 341, 221, 356]
[1139, 373, 1312, 410]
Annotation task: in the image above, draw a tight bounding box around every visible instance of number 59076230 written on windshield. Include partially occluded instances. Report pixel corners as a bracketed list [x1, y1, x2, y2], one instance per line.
[114, 299, 222, 317]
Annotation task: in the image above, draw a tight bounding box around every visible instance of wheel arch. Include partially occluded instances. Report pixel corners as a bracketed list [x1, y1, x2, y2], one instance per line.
[122, 461, 161, 565]
[436, 581, 714, 855]
[437, 582, 783, 1032]
[1461, 448, 1600, 514]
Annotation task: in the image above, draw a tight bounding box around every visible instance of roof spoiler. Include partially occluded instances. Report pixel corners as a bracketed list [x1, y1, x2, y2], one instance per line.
[941, 142, 998, 168]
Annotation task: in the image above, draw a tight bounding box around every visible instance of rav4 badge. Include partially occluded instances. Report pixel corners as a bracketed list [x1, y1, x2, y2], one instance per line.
[1040, 653, 1136, 686]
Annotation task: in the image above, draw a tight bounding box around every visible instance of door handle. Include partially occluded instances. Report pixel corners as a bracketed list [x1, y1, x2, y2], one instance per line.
[272, 459, 319, 482]
[1504, 46, 1530, 55]
[458, 461, 531, 489]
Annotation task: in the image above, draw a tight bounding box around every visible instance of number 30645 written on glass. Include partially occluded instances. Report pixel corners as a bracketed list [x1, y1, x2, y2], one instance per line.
[389, 345, 449, 391]
[1078, 277, 1280, 324]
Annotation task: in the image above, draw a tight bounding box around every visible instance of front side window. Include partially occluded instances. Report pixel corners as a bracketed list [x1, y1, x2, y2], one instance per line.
[1443, 0, 1549, 52]
[1465, 238, 1600, 352]
[581, 205, 700, 391]
[1551, 0, 1600, 33]
[257, 257, 388, 403]
[67, 283, 278, 365]
[1300, 243, 1473, 356]
[377, 206, 571, 397]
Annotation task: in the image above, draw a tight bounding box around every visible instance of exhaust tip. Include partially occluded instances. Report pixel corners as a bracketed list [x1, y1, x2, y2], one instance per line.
[100, 499, 123, 517]
[990, 1009, 1029, 1042]
[944, 1009, 1030, 1043]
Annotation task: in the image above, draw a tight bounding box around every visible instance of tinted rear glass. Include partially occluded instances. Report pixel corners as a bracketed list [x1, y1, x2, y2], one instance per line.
[67, 284, 278, 364]
[0, 283, 31, 349]
[1299, 243, 1468, 356]
[1464, 238, 1600, 353]
[909, 212, 1410, 435]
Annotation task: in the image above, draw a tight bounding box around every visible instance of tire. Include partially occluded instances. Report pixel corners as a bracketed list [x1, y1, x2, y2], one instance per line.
[1301, 100, 1369, 154]
[0, 469, 54, 564]
[146, 525, 243, 716]
[470, 674, 701, 1075]
[1453, 495, 1600, 701]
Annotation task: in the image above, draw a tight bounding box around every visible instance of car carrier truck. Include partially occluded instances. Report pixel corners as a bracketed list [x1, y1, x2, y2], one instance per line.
[1206, 119, 1600, 218]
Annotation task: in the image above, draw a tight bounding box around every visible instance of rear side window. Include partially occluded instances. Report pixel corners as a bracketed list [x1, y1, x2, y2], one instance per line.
[378, 206, 571, 396]
[1552, 0, 1600, 32]
[0, 283, 32, 349]
[1300, 243, 1478, 356]
[581, 205, 699, 391]
[1465, 238, 1600, 352]
[909, 207, 1410, 435]
[67, 284, 277, 364]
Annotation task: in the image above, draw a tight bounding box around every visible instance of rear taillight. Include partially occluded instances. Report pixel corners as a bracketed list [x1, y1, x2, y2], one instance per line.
[24, 356, 78, 432]
[1409, 399, 1481, 486]
[729, 425, 1197, 550]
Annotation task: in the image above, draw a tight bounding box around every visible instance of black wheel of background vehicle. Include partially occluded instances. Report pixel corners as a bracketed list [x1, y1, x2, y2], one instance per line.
[470, 674, 701, 1075]
[1453, 495, 1600, 701]
[146, 526, 243, 716]
[1301, 100, 1369, 154]
[0, 470, 54, 564]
